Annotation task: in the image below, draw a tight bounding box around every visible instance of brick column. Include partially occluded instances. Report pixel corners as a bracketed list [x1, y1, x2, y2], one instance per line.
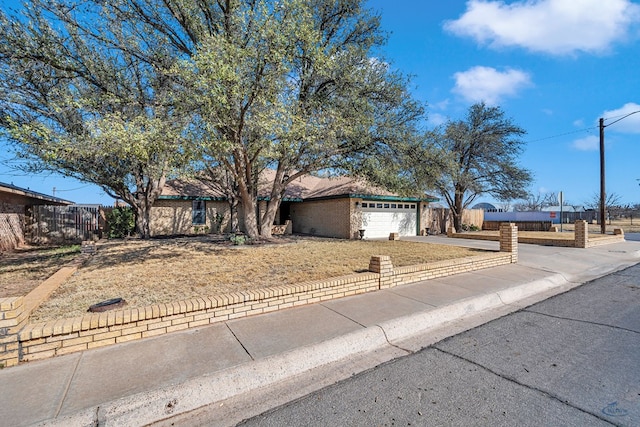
[0, 297, 27, 368]
[369, 255, 394, 289]
[499, 222, 518, 263]
[575, 220, 588, 248]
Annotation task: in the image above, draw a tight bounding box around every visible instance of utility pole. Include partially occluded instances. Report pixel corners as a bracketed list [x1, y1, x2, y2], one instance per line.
[599, 118, 605, 234]
[599, 110, 640, 235]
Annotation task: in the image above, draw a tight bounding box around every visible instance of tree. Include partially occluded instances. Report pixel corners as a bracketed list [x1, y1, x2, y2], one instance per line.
[0, 1, 191, 238]
[585, 192, 622, 211]
[430, 103, 532, 231]
[173, 0, 423, 238]
[2, 0, 423, 240]
[514, 191, 561, 211]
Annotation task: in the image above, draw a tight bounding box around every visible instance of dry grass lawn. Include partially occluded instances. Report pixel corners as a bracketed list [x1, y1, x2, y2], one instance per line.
[28, 236, 485, 322]
[0, 245, 80, 298]
[557, 220, 640, 234]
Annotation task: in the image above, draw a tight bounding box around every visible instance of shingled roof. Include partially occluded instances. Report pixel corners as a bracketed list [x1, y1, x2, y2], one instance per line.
[0, 181, 74, 206]
[160, 170, 437, 202]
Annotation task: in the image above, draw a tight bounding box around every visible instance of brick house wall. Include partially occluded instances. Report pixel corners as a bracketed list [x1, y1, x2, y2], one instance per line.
[290, 198, 352, 239]
[0, 197, 26, 214]
[150, 199, 232, 236]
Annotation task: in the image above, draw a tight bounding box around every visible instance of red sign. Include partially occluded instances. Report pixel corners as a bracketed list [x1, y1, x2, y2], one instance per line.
[550, 212, 556, 218]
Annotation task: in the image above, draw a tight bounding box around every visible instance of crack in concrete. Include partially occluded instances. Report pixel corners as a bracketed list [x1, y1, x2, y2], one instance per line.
[432, 347, 618, 426]
[523, 309, 640, 335]
[225, 324, 254, 361]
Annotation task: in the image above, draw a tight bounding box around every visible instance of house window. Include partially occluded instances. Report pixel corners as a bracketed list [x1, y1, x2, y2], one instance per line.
[410, 204, 416, 209]
[376, 203, 383, 208]
[361, 203, 368, 208]
[192, 200, 206, 225]
[391, 204, 397, 209]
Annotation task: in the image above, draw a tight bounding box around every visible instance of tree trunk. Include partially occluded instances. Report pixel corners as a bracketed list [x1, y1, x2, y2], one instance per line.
[237, 180, 260, 239]
[259, 166, 289, 238]
[120, 173, 166, 240]
[453, 191, 464, 233]
[229, 198, 239, 233]
[134, 203, 151, 239]
[259, 197, 282, 238]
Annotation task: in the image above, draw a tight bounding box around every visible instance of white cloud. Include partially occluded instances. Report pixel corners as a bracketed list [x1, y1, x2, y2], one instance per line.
[444, 0, 640, 56]
[572, 135, 598, 151]
[573, 119, 585, 127]
[602, 102, 640, 133]
[433, 99, 450, 111]
[428, 112, 449, 127]
[452, 66, 532, 104]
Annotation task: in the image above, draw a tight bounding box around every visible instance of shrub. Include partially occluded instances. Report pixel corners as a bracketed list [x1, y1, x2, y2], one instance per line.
[230, 234, 246, 245]
[460, 223, 481, 232]
[106, 207, 135, 238]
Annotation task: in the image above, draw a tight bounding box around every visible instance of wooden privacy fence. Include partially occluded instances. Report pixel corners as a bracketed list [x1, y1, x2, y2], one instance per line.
[28, 205, 104, 243]
[422, 208, 484, 234]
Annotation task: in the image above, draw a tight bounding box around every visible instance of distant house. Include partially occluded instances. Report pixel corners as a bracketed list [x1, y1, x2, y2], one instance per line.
[0, 182, 74, 251]
[472, 202, 500, 212]
[0, 181, 73, 214]
[150, 172, 439, 239]
[485, 205, 596, 226]
[541, 205, 595, 224]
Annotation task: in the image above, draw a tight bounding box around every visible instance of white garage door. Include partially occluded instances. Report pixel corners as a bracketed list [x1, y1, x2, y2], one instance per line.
[360, 201, 417, 239]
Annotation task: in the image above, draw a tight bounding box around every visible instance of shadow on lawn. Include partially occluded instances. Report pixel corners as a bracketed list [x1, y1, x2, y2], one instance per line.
[0, 246, 80, 276]
[81, 235, 255, 270]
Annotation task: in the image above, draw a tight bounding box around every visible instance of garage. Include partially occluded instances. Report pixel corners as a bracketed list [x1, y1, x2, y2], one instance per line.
[360, 201, 417, 239]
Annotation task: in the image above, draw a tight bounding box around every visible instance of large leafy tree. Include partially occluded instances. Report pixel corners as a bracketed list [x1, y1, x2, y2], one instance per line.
[435, 103, 532, 231]
[378, 103, 532, 231]
[0, 2, 191, 238]
[174, 0, 423, 238]
[1, 0, 424, 240]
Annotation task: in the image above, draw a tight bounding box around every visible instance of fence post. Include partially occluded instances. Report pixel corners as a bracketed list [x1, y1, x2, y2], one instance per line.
[369, 255, 394, 289]
[574, 220, 588, 248]
[0, 297, 27, 368]
[499, 222, 518, 263]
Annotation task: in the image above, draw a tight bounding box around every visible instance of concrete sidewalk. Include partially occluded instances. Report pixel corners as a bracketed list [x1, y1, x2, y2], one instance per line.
[2, 238, 639, 427]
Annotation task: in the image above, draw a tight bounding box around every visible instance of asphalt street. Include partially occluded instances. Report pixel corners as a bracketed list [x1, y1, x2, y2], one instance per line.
[239, 263, 640, 427]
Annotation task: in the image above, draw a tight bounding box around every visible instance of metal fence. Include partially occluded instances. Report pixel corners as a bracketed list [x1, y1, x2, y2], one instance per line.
[28, 205, 103, 242]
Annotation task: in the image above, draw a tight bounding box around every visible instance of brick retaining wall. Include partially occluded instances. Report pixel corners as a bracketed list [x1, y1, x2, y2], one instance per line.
[0, 225, 519, 367]
[451, 220, 624, 248]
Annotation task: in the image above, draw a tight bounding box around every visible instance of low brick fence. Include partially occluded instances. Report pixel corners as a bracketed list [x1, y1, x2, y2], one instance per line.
[483, 220, 551, 232]
[451, 220, 624, 248]
[1, 226, 519, 368]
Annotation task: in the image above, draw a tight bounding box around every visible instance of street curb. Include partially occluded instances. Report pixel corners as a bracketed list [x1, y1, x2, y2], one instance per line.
[38, 327, 391, 427]
[378, 273, 569, 346]
[37, 273, 580, 427]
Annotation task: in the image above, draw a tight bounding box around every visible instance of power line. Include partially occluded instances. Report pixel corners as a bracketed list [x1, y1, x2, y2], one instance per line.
[602, 111, 640, 123]
[53, 185, 92, 192]
[525, 125, 598, 144]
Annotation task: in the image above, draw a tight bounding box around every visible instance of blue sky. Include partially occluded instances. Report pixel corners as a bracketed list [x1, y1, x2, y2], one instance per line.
[1, 0, 640, 207]
[367, 0, 640, 208]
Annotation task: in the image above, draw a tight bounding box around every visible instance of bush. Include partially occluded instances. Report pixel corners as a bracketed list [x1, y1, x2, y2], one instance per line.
[106, 207, 135, 238]
[230, 234, 246, 245]
[460, 223, 481, 232]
